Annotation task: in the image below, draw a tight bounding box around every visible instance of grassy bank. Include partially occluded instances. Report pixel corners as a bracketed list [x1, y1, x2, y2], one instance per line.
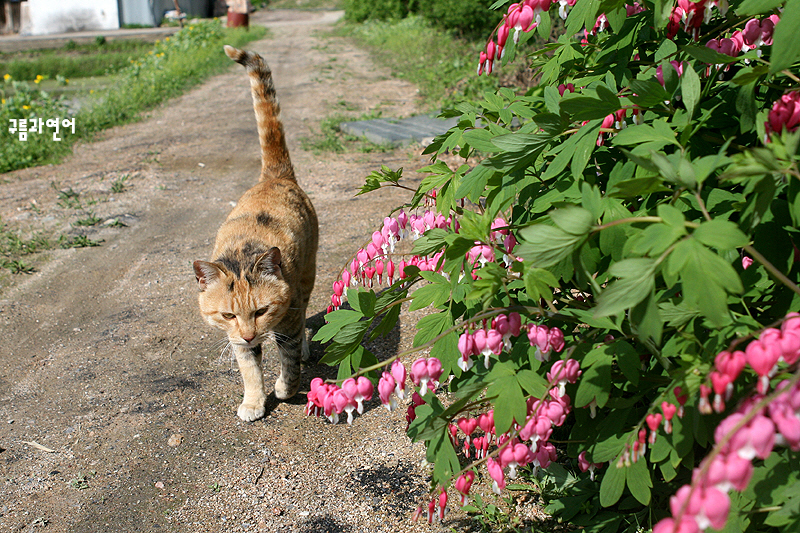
[335, 15, 498, 108]
[0, 20, 267, 174]
[0, 39, 154, 81]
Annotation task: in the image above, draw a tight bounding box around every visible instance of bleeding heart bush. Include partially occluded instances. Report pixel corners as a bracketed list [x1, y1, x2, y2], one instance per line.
[312, 1, 800, 531]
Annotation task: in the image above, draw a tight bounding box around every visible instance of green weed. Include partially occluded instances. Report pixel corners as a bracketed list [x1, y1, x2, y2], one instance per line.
[59, 235, 103, 248]
[72, 213, 101, 227]
[110, 175, 129, 193]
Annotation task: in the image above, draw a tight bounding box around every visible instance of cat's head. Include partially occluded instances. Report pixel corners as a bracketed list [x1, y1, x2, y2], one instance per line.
[193, 247, 290, 347]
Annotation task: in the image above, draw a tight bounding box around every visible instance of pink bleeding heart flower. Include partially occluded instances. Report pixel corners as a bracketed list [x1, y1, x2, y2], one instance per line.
[709, 371, 732, 412]
[577, 451, 603, 481]
[527, 324, 552, 361]
[767, 91, 800, 137]
[304, 377, 326, 416]
[652, 517, 700, 533]
[353, 376, 373, 414]
[333, 387, 357, 425]
[378, 372, 397, 411]
[547, 359, 581, 397]
[646, 413, 663, 444]
[457, 417, 478, 439]
[661, 402, 677, 434]
[717, 412, 775, 461]
[486, 456, 506, 494]
[391, 360, 407, 400]
[769, 395, 800, 450]
[742, 255, 753, 269]
[549, 327, 565, 353]
[410, 357, 443, 396]
[745, 338, 781, 394]
[457, 331, 475, 372]
[531, 441, 557, 472]
[715, 350, 746, 383]
[478, 410, 495, 439]
[703, 452, 753, 493]
[454, 471, 476, 506]
[499, 441, 533, 479]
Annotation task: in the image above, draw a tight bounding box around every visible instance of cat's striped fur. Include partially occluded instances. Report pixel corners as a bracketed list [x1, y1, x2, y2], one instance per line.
[193, 46, 318, 422]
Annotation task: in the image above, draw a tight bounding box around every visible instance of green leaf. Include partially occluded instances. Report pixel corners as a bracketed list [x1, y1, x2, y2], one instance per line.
[488, 374, 526, 434]
[683, 44, 753, 65]
[550, 206, 595, 236]
[770, 0, 800, 73]
[693, 219, 749, 250]
[594, 258, 657, 317]
[413, 311, 453, 348]
[599, 462, 626, 507]
[612, 121, 679, 148]
[525, 266, 559, 302]
[517, 224, 585, 268]
[409, 273, 450, 311]
[681, 64, 701, 119]
[735, 0, 784, 15]
[312, 309, 363, 343]
[626, 458, 652, 505]
[575, 356, 612, 409]
[614, 340, 640, 386]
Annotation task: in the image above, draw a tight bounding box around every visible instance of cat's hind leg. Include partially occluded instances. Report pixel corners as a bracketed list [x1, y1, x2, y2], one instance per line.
[234, 344, 267, 421]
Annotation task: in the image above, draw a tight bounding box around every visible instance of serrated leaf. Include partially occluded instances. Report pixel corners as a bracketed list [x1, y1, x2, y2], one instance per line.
[463, 128, 501, 152]
[595, 258, 656, 317]
[693, 219, 749, 250]
[517, 224, 585, 268]
[550, 206, 595, 236]
[488, 375, 526, 434]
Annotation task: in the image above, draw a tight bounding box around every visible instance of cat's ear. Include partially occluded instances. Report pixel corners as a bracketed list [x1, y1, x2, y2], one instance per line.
[194, 260, 225, 291]
[254, 247, 283, 280]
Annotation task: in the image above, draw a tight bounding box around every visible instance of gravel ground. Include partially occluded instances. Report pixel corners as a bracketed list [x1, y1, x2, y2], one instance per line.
[0, 8, 549, 533]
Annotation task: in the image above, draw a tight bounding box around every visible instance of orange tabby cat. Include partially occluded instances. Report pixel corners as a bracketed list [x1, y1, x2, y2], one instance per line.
[193, 45, 318, 422]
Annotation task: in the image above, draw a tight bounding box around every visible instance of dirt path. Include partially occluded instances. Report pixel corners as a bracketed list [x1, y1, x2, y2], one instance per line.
[0, 10, 466, 532]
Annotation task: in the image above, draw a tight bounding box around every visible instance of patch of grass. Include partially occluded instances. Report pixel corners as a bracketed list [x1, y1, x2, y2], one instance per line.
[0, 40, 153, 81]
[110, 175, 130, 193]
[0, 218, 51, 275]
[72, 213, 101, 227]
[59, 235, 103, 249]
[335, 16, 499, 108]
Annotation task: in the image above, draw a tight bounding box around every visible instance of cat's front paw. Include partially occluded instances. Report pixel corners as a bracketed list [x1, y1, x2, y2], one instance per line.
[237, 402, 266, 422]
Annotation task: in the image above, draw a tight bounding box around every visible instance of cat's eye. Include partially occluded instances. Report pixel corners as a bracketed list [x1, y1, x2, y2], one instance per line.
[221, 312, 236, 320]
[254, 307, 269, 318]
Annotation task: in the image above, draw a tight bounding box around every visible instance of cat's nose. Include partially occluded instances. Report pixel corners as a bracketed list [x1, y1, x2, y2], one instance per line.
[242, 334, 256, 342]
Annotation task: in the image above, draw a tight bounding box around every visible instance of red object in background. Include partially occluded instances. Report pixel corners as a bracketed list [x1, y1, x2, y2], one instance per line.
[227, 12, 248, 28]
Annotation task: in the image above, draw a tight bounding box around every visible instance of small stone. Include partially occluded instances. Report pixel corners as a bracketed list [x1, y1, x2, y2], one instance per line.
[167, 434, 183, 447]
[155, 481, 165, 489]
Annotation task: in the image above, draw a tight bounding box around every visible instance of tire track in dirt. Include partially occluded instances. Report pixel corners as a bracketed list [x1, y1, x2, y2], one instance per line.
[0, 10, 468, 532]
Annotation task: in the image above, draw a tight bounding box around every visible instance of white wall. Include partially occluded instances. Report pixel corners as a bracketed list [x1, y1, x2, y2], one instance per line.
[25, 0, 119, 35]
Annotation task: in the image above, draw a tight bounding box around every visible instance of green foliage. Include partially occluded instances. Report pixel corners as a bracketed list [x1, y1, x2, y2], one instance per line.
[343, 0, 412, 22]
[318, 0, 800, 531]
[415, 0, 504, 39]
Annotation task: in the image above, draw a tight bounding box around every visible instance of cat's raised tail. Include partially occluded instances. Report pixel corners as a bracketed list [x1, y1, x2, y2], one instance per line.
[224, 45, 294, 182]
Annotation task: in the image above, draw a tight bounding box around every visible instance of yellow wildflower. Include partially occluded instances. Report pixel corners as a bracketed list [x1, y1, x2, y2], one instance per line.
[22, 105, 30, 110]
[4, 73, 11, 81]
[34, 74, 44, 84]
[1, 99, 5, 105]
[90, 89, 95, 94]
